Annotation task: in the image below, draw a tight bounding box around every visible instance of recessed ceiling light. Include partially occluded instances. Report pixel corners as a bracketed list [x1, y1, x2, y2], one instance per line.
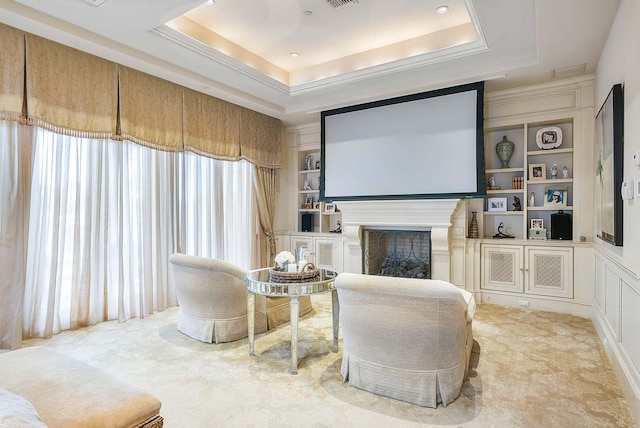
[436, 5, 448, 13]
[290, 52, 300, 59]
[205, 0, 214, 5]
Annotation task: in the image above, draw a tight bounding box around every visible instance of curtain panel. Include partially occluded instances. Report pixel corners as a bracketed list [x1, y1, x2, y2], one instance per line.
[183, 88, 241, 160]
[0, 23, 25, 122]
[253, 167, 278, 265]
[25, 34, 118, 139]
[118, 66, 183, 151]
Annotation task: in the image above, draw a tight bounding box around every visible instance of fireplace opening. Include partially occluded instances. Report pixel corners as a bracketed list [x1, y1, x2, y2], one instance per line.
[362, 229, 431, 279]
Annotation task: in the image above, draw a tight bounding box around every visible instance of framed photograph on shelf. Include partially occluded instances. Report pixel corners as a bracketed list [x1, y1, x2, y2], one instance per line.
[313, 201, 320, 210]
[529, 163, 546, 180]
[487, 197, 507, 212]
[530, 218, 544, 229]
[543, 187, 567, 207]
[303, 196, 313, 209]
[324, 203, 336, 213]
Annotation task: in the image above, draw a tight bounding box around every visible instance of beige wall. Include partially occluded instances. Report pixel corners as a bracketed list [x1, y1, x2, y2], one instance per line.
[595, 0, 640, 273]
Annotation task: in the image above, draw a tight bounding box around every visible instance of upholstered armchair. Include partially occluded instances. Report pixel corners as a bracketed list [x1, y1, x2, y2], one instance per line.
[335, 273, 475, 408]
[169, 253, 312, 343]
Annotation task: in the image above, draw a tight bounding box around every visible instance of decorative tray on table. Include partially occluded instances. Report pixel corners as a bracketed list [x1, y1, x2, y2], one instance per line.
[269, 262, 319, 283]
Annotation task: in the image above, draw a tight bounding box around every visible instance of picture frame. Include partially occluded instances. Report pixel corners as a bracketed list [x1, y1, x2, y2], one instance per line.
[543, 187, 567, 207]
[313, 201, 320, 210]
[303, 196, 313, 209]
[324, 203, 336, 213]
[535, 126, 563, 150]
[529, 163, 546, 180]
[530, 218, 544, 229]
[487, 197, 507, 212]
[595, 83, 624, 246]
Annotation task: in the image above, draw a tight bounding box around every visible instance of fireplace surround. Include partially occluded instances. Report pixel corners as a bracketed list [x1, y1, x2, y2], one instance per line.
[338, 199, 463, 282]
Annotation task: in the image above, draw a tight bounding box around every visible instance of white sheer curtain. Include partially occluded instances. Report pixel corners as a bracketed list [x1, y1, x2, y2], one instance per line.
[180, 153, 259, 270]
[0, 121, 259, 344]
[0, 122, 32, 349]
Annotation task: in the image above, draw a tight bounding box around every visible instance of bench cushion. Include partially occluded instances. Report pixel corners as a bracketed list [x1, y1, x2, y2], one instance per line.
[0, 346, 162, 428]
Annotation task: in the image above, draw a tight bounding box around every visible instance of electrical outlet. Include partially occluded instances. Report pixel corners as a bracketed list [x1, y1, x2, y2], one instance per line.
[518, 299, 529, 307]
[636, 179, 640, 199]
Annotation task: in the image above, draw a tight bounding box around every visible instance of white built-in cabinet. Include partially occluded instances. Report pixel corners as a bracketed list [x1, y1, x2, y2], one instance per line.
[290, 235, 342, 272]
[472, 76, 595, 316]
[482, 243, 573, 299]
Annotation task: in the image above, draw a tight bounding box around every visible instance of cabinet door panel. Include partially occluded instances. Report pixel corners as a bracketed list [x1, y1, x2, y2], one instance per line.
[482, 245, 524, 292]
[314, 238, 336, 270]
[526, 247, 573, 298]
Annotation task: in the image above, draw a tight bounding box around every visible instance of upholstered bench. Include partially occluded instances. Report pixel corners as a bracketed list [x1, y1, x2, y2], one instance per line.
[0, 346, 163, 428]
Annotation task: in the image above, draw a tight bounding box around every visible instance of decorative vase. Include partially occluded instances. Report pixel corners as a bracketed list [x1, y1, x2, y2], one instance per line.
[469, 211, 479, 239]
[495, 135, 515, 168]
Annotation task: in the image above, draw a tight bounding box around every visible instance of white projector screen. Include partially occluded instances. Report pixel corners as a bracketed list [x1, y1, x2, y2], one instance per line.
[320, 82, 486, 201]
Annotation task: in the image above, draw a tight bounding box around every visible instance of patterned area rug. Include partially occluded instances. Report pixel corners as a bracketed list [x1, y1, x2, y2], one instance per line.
[22, 294, 635, 427]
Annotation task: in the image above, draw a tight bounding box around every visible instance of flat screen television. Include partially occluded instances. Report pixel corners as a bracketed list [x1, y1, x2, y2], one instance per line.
[320, 81, 486, 201]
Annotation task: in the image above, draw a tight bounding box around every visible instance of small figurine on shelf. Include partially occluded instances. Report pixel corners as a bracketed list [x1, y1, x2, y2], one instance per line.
[330, 220, 342, 234]
[493, 222, 515, 239]
[303, 180, 311, 190]
[512, 196, 522, 211]
[562, 165, 569, 179]
[488, 174, 496, 188]
[304, 155, 312, 171]
[550, 163, 558, 179]
[529, 191, 535, 207]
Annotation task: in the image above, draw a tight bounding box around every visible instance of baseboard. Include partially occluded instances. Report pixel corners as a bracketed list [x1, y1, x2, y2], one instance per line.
[480, 291, 591, 318]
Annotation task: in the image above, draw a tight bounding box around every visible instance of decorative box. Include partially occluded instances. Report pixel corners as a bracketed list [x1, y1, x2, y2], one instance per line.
[529, 228, 547, 240]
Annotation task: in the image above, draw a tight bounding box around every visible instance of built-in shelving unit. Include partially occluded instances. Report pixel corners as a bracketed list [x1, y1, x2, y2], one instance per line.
[296, 149, 341, 233]
[483, 119, 575, 240]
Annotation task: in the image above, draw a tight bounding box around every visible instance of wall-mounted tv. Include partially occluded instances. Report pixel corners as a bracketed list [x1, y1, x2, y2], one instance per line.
[320, 81, 486, 201]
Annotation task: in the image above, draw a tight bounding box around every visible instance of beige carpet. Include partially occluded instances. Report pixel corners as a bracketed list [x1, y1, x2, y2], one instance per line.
[23, 294, 635, 427]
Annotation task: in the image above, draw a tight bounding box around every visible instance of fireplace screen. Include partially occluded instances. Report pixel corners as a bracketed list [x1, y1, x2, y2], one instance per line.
[362, 229, 431, 279]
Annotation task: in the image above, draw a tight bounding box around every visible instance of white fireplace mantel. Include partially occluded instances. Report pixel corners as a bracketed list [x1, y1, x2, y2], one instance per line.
[338, 199, 463, 282]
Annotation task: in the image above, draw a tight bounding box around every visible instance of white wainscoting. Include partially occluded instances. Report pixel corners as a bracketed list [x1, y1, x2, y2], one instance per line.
[592, 249, 640, 422]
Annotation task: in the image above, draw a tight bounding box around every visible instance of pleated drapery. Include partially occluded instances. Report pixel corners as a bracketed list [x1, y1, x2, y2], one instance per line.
[118, 66, 184, 152]
[25, 34, 118, 139]
[183, 88, 241, 160]
[240, 108, 283, 169]
[0, 23, 25, 122]
[0, 22, 283, 168]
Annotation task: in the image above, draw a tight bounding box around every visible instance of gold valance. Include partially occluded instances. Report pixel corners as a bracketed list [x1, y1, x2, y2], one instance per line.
[0, 24, 25, 122]
[1, 23, 283, 168]
[119, 66, 183, 151]
[183, 88, 240, 160]
[239, 108, 282, 169]
[25, 34, 118, 139]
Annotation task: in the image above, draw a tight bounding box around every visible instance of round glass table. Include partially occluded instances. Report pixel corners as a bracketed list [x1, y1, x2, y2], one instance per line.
[246, 268, 339, 374]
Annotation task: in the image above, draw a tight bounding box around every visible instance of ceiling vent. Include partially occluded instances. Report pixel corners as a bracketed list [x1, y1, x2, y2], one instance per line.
[327, 0, 359, 9]
[80, 0, 109, 7]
